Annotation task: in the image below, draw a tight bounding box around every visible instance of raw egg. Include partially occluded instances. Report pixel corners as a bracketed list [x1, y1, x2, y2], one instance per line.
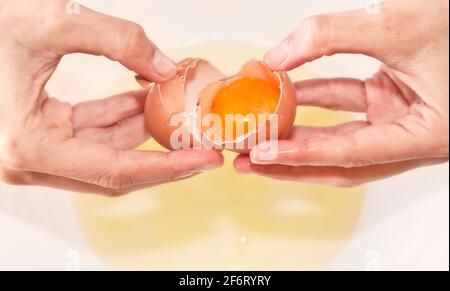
[136, 58, 296, 152]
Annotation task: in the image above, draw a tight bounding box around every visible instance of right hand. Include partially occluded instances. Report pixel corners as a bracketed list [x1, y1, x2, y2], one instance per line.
[235, 0, 449, 187]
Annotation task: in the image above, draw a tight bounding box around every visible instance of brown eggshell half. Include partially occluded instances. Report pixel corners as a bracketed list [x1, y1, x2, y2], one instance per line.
[137, 58, 226, 150]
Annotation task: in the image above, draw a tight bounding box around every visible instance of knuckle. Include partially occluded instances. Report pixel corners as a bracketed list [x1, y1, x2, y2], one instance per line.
[94, 152, 137, 191]
[303, 15, 332, 52]
[379, 6, 398, 35]
[41, 1, 70, 35]
[166, 153, 182, 180]
[118, 21, 147, 61]
[125, 22, 146, 42]
[0, 136, 28, 171]
[97, 169, 134, 190]
[341, 133, 368, 168]
[326, 80, 345, 111]
[100, 175, 126, 190]
[45, 14, 64, 35]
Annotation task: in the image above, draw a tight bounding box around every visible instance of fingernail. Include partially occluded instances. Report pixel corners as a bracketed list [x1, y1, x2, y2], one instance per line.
[174, 173, 197, 180]
[198, 162, 222, 173]
[250, 141, 279, 164]
[153, 49, 177, 79]
[174, 163, 220, 179]
[173, 161, 222, 180]
[195, 155, 224, 174]
[250, 150, 268, 164]
[234, 158, 257, 176]
[234, 158, 249, 173]
[264, 38, 292, 68]
[238, 169, 257, 177]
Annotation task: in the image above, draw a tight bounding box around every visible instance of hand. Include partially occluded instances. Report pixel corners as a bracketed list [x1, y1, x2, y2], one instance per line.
[235, 0, 449, 187]
[0, 0, 223, 196]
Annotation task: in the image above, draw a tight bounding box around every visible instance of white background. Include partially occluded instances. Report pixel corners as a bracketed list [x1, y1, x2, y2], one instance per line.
[0, 0, 448, 270]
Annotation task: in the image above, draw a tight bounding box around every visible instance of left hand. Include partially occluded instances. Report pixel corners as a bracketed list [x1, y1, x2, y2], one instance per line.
[0, 0, 223, 196]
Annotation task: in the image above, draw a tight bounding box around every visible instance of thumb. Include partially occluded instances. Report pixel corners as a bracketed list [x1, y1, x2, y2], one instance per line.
[53, 3, 177, 82]
[264, 2, 397, 71]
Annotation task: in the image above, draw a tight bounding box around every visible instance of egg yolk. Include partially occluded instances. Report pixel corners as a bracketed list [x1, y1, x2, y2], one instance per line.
[210, 77, 280, 139]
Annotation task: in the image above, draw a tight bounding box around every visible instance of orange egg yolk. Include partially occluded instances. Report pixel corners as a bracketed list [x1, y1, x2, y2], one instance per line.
[209, 77, 280, 139]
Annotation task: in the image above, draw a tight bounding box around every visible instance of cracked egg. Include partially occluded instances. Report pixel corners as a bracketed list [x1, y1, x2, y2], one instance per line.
[136, 58, 296, 152]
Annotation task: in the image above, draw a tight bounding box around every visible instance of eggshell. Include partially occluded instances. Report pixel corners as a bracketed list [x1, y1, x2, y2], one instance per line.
[144, 76, 185, 150]
[198, 60, 297, 152]
[137, 59, 296, 152]
[138, 58, 226, 150]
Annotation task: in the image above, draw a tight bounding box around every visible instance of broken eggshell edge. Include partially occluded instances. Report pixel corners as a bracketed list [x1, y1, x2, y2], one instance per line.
[136, 58, 297, 153]
[198, 60, 297, 153]
[136, 58, 226, 150]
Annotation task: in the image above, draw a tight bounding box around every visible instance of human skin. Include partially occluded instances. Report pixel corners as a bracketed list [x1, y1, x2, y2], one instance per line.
[234, 0, 449, 187]
[0, 0, 223, 196]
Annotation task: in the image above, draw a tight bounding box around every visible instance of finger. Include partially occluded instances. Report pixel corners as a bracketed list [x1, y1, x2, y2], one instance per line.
[75, 114, 149, 150]
[235, 155, 447, 187]
[264, 2, 401, 70]
[294, 78, 368, 112]
[54, 4, 176, 81]
[251, 121, 445, 167]
[290, 121, 369, 141]
[1, 168, 200, 197]
[19, 138, 223, 190]
[72, 90, 147, 130]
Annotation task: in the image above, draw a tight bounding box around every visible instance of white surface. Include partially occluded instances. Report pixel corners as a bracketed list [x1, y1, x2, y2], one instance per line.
[0, 0, 449, 271]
